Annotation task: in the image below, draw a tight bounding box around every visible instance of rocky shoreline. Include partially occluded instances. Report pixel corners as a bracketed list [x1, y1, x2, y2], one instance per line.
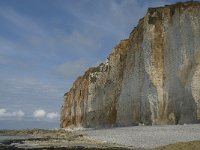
[0, 129, 131, 150]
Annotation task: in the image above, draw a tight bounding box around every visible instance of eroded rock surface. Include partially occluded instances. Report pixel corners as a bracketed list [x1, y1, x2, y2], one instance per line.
[61, 1, 200, 128]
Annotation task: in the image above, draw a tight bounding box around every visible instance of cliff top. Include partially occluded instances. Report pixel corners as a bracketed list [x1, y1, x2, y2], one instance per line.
[148, 1, 200, 17]
[149, 1, 200, 11]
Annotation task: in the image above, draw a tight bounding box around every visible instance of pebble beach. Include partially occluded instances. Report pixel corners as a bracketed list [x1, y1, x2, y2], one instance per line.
[80, 124, 200, 149]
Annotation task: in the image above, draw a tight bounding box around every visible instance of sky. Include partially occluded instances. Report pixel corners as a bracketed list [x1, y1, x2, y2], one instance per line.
[0, 0, 195, 129]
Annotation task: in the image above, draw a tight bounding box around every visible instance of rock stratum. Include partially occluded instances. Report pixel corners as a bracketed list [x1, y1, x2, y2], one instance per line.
[61, 1, 200, 128]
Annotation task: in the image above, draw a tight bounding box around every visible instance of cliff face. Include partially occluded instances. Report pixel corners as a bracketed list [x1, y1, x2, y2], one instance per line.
[61, 1, 200, 128]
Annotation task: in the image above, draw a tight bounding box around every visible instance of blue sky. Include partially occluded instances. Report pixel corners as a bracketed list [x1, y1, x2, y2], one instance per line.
[0, 0, 194, 129]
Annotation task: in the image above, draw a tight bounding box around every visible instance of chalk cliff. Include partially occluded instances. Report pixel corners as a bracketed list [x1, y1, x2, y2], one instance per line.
[61, 1, 200, 128]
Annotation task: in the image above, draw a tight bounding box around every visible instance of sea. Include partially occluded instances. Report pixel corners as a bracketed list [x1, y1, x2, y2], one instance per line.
[0, 120, 59, 130]
[0, 135, 32, 144]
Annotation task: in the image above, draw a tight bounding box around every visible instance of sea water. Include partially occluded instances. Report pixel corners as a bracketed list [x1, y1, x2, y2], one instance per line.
[0, 135, 30, 143]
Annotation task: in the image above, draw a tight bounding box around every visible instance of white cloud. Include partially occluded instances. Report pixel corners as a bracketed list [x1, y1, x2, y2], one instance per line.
[33, 109, 46, 118]
[46, 112, 59, 119]
[0, 108, 24, 118]
[33, 109, 59, 120]
[12, 110, 24, 117]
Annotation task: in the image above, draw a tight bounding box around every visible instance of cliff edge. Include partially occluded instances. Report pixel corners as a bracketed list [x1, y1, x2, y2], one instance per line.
[61, 1, 200, 128]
